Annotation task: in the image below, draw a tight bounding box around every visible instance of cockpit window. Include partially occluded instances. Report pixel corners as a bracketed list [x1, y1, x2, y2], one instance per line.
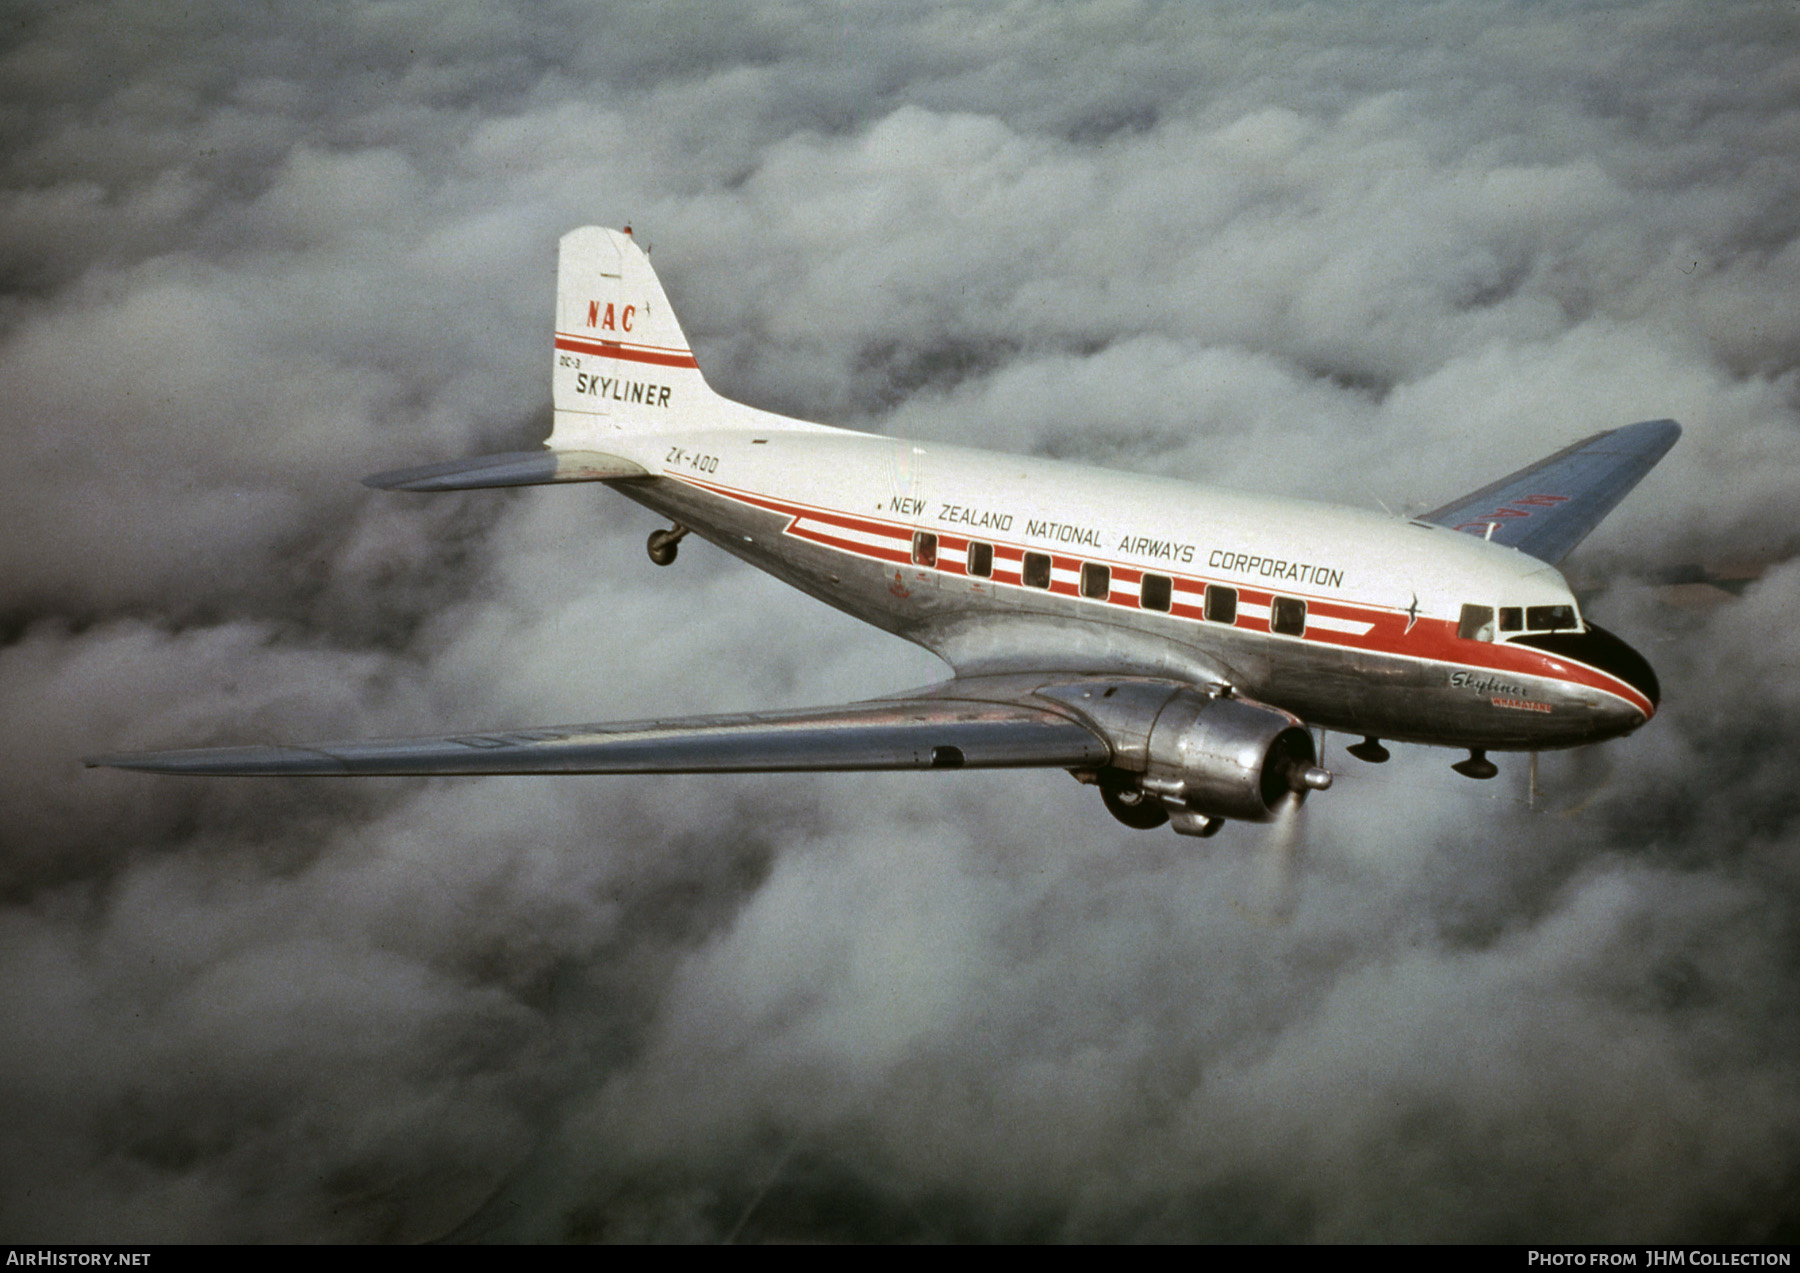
[1458, 604, 1496, 642]
[1527, 604, 1577, 632]
[1494, 603, 1580, 637]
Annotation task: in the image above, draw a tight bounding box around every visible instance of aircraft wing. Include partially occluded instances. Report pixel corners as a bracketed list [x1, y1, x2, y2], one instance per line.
[85, 694, 1111, 776]
[1422, 418, 1681, 564]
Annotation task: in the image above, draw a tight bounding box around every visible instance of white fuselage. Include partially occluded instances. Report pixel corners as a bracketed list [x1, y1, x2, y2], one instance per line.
[581, 423, 1654, 752]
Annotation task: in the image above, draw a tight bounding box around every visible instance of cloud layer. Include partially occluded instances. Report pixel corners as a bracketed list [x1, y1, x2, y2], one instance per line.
[4, 0, 1799, 1242]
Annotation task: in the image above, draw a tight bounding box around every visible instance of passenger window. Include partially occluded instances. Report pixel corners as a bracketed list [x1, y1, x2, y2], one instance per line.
[1499, 607, 1523, 632]
[1080, 562, 1110, 600]
[911, 531, 938, 568]
[1458, 603, 1496, 641]
[966, 541, 993, 578]
[1271, 596, 1307, 636]
[1022, 551, 1052, 589]
[1140, 573, 1172, 613]
[1527, 604, 1576, 631]
[1204, 586, 1238, 624]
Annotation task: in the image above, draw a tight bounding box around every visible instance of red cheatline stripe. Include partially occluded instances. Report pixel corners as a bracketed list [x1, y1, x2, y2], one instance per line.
[556, 332, 691, 356]
[685, 477, 914, 563]
[789, 525, 911, 565]
[554, 335, 699, 369]
[671, 473, 1652, 716]
[793, 507, 913, 540]
[684, 477, 912, 542]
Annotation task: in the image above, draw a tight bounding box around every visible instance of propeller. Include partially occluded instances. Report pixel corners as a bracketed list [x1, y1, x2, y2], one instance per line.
[1240, 737, 1328, 923]
[1249, 789, 1307, 922]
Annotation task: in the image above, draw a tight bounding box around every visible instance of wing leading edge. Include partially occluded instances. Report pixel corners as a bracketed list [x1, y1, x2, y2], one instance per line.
[86, 695, 1111, 777]
[1423, 418, 1681, 564]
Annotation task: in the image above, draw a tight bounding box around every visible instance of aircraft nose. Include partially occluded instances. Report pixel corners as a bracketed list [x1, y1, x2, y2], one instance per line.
[1598, 625, 1660, 719]
[1602, 686, 1652, 732]
[1585, 626, 1659, 731]
[1513, 623, 1659, 729]
[1583, 626, 1659, 731]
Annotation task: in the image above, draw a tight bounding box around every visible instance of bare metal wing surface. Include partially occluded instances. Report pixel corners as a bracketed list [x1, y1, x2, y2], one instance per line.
[85, 693, 1111, 777]
[1423, 418, 1681, 564]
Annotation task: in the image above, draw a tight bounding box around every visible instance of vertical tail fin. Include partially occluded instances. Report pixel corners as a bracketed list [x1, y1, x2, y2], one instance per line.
[365, 226, 823, 493]
[549, 225, 830, 447]
[549, 226, 717, 446]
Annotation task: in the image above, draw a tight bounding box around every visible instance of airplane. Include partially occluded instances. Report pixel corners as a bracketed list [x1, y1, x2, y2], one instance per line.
[89, 225, 1680, 840]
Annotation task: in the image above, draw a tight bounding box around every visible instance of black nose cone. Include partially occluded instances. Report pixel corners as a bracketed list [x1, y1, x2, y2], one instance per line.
[1513, 623, 1660, 715]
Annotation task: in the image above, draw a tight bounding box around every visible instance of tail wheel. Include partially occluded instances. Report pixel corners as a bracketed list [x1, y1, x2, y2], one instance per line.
[647, 524, 688, 566]
[1101, 781, 1170, 830]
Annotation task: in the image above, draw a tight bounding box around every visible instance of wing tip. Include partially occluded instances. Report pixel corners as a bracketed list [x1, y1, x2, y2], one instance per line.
[83, 745, 344, 776]
[84, 752, 168, 773]
[1614, 417, 1682, 452]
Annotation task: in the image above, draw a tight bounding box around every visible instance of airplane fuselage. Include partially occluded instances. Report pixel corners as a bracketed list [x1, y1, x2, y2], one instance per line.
[595, 426, 1656, 754]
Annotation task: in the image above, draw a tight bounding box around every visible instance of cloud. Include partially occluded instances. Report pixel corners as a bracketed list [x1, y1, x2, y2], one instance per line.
[4, 0, 1799, 1243]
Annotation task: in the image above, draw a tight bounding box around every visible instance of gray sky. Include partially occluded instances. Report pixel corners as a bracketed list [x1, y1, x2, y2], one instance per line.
[4, 0, 1800, 1242]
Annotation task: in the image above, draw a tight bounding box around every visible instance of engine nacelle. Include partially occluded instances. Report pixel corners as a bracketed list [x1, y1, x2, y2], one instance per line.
[1135, 689, 1321, 822]
[1036, 679, 1331, 832]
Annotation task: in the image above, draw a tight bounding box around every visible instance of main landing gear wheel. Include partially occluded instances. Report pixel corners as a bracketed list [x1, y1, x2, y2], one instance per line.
[646, 524, 689, 566]
[1346, 735, 1390, 764]
[1101, 781, 1170, 830]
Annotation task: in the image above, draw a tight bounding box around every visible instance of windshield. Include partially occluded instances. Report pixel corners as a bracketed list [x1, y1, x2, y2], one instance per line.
[1499, 603, 1580, 635]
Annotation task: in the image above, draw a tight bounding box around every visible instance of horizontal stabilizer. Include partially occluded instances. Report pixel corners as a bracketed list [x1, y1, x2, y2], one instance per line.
[1423, 418, 1681, 564]
[362, 449, 648, 492]
[87, 697, 1111, 777]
